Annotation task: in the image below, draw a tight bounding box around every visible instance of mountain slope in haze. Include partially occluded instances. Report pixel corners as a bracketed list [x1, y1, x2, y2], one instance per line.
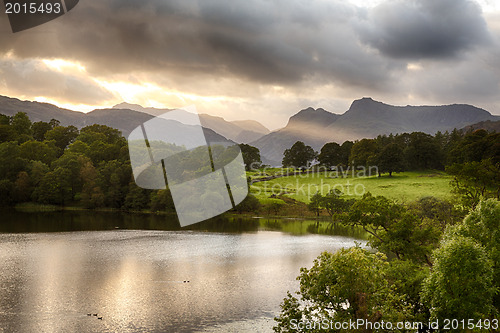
[460, 120, 500, 133]
[252, 98, 499, 165]
[0, 95, 85, 125]
[327, 97, 498, 142]
[251, 107, 341, 165]
[112, 103, 270, 143]
[0, 96, 230, 143]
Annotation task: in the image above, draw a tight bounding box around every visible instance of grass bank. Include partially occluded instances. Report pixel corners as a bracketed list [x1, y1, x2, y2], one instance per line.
[250, 170, 453, 204]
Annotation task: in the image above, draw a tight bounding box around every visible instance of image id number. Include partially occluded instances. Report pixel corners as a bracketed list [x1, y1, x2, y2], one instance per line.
[5, 2, 62, 14]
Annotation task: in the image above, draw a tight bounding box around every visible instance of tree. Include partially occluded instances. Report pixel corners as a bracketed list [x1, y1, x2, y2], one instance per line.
[233, 193, 261, 213]
[239, 144, 262, 171]
[19, 140, 58, 165]
[320, 189, 352, 216]
[446, 159, 500, 208]
[80, 160, 104, 208]
[377, 143, 404, 176]
[0, 124, 16, 143]
[404, 132, 441, 170]
[0, 179, 13, 206]
[79, 124, 123, 145]
[51, 153, 88, 197]
[282, 141, 317, 168]
[11, 112, 32, 137]
[31, 121, 53, 141]
[97, 160, 131, 208]
[124, 182, 149, 210]
[408, 196, 464, 230]
[0, 142, 28, 181]
[32, 167, 73, 204]
[150, 189, 175, 211]
[28, 160, 49, 187]
[349, 139, 377, 167]
[421, 236, 495, 321]
[343, 193, 440, 265]
[307, 192, 323, 217]
[0, 114, 10, 125]
[45, 125, 79, 150]
[274, 247, 413, 333]
[317, 142, 342, 168]
[444, 199, 500, 309]
[12, 171, 31, 202]
[340, 141, 354, 167]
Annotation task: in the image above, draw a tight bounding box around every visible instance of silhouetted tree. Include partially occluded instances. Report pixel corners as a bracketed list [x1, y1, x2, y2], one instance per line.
[282, 141, 317, 168]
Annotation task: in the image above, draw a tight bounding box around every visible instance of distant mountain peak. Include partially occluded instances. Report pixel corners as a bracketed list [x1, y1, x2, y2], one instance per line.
[287, 107, 339, 127]
[349, 97, 385, 109]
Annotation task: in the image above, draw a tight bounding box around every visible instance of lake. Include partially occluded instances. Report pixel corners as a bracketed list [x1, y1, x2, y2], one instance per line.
[0, 210, 366, 332]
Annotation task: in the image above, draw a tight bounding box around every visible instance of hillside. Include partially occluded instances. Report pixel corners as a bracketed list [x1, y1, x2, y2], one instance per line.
[0, 95, 230, 143]
[461, 120, 500, 133]
[112, 103, 270, 143]
[0, 95, 85, 126]
[252, 98, 499, 165]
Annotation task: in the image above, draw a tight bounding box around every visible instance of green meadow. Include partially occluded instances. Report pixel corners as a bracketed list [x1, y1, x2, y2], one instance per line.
[250, 170, 453, 204]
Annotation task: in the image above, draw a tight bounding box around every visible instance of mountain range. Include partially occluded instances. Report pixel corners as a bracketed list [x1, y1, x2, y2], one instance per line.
[0, 95, 498, 166]
[0, 95, 270, 145]
[112, 102, 270, 143]
[250, 97, 500, 164]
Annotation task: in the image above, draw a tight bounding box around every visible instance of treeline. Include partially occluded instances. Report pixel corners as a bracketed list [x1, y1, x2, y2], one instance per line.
[0, 112, 261, 213]
[284, 130, 499, 174]
[281, 129, 499, 207]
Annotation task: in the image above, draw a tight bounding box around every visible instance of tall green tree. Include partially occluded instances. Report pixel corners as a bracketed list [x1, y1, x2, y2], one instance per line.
[11, 112, 32, 138]
[282, 141, 317, 168]
[377, 143, 404, 176]
[239, 143, 262, 171]
[446, 159, 500, 208]
[349, 139, 377, 167]
[404, 132, 441, 170]
[31, 121, 53, 141]
[307, 192, 323, 217]
[124, 182, 149, 210]
[19, 140, 58, 165]
[274, 247, 413, 333]
[12, 171, 31, 202]
[444, 199, 500, 309]
[0, 142, 28, 181]
[421, 236, 495, 321]
[340, 141, 354, 167]
[318, 142, 342, 168]
[320, 189, 352, 216]
[45, 125, 79, 151]
[0, 124, 16, 143]
[32, 167, 73, 204]
[343, 193, 440, 264]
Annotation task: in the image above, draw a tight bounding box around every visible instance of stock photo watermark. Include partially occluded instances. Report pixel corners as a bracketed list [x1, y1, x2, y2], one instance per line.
[128, 105, 248, 227]
[250, 164, 378, 199]
[3, 0, 79, 32]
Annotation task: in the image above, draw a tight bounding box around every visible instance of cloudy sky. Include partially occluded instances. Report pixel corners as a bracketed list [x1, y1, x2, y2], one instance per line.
[1, 0, 500, 129]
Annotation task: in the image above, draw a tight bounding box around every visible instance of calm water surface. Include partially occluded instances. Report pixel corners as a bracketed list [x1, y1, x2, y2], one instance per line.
[0, 211, 366, 333]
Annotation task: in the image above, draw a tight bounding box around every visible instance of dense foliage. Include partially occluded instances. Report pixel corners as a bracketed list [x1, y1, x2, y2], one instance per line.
[275, 199, 500, 332]
[0, 112, 258, 214]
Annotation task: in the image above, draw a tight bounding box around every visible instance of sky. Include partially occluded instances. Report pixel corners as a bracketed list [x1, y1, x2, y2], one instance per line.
[1, 0, 500, 130]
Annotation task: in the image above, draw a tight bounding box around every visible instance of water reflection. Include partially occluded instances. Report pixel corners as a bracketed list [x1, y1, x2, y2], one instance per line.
[0, 211, 366, 332]
[0, 209, 368, 239]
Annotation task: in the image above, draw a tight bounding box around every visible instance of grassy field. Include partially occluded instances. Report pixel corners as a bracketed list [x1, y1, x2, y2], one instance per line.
[250, 170, 453, 204]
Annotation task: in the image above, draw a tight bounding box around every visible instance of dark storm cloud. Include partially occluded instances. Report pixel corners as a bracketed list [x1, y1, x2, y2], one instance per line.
[0, 0, 398, 88]
[358, 0, 491, 59]
[0, 0, 495, 94]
